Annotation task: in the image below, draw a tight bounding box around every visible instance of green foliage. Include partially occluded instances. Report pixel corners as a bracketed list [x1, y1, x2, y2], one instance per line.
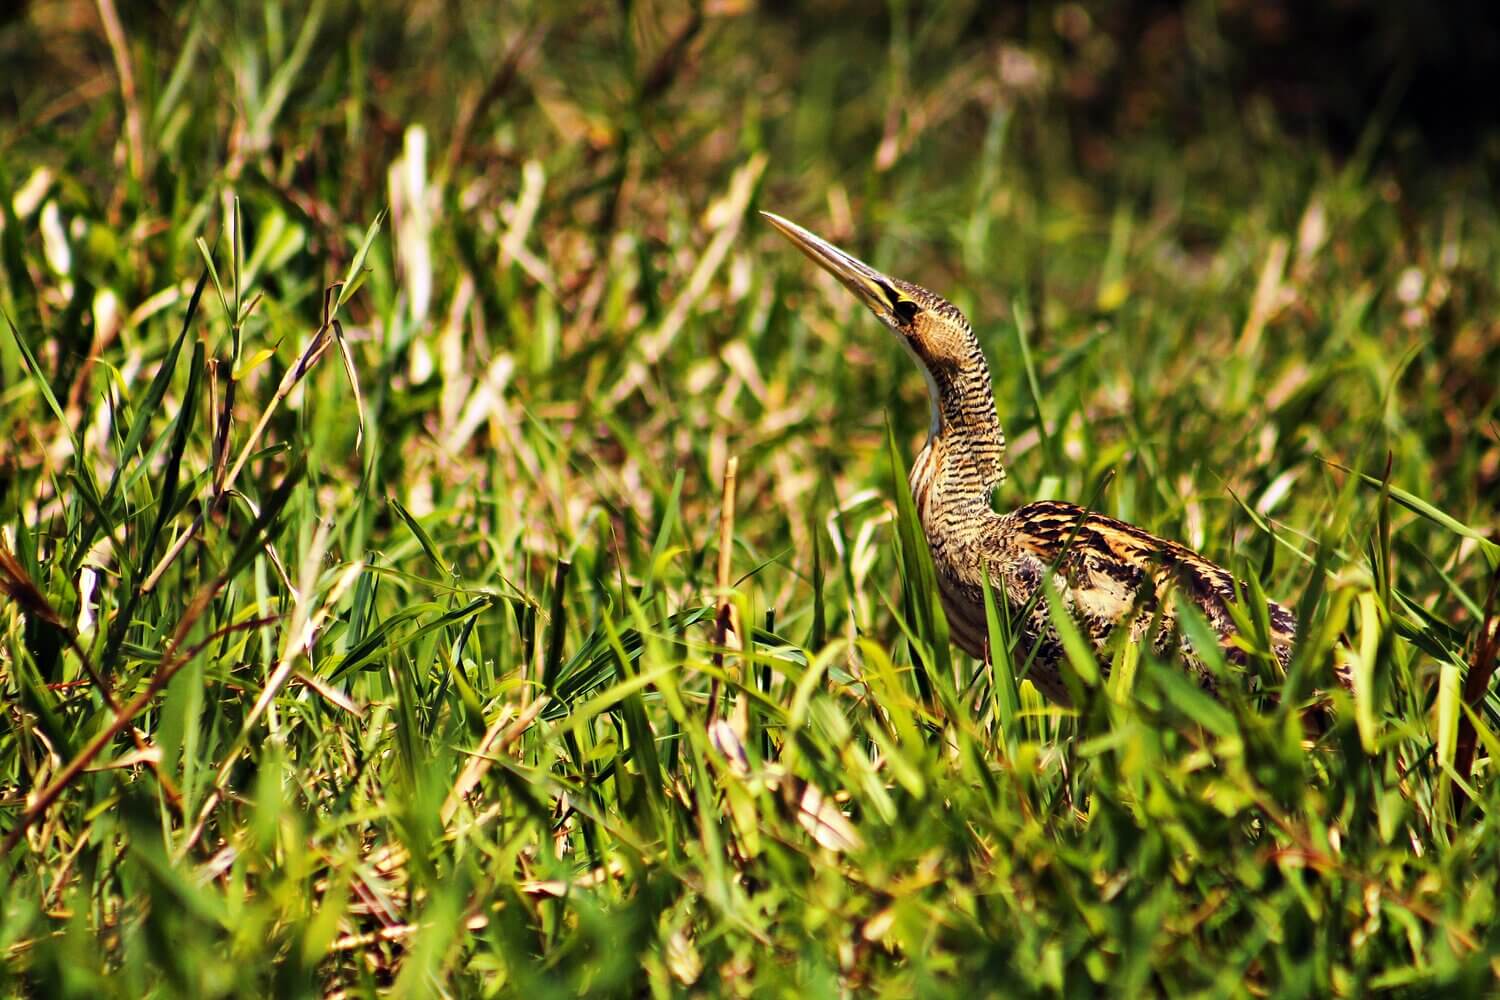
[1, 2, 1498, 996]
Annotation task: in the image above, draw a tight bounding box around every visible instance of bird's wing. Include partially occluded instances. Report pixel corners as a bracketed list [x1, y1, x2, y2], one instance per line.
[1003, 500, 1297, 655]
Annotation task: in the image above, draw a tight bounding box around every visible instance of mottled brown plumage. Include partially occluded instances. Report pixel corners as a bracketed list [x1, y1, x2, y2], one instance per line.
[764, 211, 1308, 703]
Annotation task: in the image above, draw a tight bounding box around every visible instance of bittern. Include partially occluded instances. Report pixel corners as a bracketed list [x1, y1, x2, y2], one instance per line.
[765, 211, 1312, 704]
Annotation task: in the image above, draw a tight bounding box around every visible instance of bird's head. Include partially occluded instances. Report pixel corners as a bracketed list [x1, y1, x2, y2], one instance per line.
[761, 211, 975, 376]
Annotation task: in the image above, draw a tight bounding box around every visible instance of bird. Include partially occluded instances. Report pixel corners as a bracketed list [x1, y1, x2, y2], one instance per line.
[763, 211, 1313, 705]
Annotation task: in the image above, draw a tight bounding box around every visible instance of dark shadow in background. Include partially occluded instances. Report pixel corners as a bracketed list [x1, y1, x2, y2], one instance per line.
[761, 0, 1500, 166]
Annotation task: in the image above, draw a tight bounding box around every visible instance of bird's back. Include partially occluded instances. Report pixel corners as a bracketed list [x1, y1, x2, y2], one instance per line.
[919, 490, 1298, 702]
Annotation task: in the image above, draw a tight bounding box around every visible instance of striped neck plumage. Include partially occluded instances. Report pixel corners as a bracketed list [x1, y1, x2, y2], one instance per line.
[917, 343, 1008, 505]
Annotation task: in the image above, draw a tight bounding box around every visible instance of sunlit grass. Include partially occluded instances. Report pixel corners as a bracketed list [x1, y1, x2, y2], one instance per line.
[1, 2, 1498, 995]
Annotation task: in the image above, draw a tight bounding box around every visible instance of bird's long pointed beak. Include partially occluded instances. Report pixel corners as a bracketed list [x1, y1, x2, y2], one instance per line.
[761, 211, 897, 319]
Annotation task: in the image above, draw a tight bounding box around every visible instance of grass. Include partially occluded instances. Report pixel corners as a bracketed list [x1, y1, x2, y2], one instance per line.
[2, 1, 1499, 995]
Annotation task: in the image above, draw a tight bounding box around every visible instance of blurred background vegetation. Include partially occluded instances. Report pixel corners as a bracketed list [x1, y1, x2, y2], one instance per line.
[1, 1, 1497, 995]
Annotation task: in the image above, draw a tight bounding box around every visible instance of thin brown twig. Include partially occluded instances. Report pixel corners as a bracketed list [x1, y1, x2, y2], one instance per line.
[23, 73, 114, 134]
[707, 455, 739, 722]
[1452, 562, 1500, 818]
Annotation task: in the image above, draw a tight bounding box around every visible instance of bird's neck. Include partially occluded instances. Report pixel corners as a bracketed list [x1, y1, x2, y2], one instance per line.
[912, 355, 1007, 510]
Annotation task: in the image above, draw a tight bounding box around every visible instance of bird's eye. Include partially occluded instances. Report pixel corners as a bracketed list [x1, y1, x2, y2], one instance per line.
[892, 299, 921, 325]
